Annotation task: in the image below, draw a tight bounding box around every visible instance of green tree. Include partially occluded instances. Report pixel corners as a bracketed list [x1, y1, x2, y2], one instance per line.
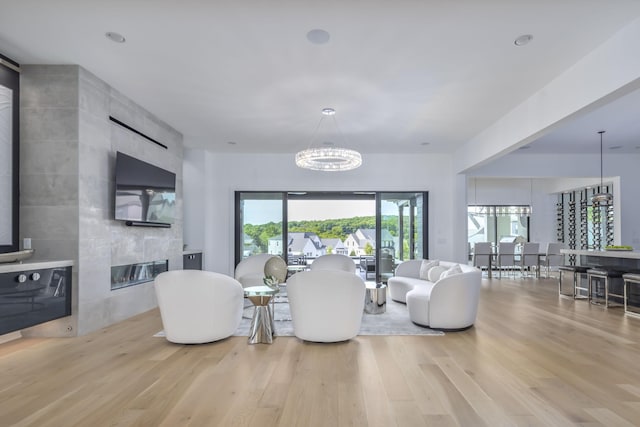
[326, 246, 333, 254]
[364, 242, 374, 255]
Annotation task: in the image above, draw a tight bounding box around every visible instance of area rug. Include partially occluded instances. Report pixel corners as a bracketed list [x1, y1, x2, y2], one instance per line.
[234, 297, 444, 337]
[154, 289, 444, 338]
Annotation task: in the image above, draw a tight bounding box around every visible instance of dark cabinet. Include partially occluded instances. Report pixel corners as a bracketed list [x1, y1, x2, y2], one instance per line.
[183, 252, 203, 270]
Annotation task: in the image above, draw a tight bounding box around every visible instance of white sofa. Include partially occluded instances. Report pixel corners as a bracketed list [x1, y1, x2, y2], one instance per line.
[387, 260, 482, 330]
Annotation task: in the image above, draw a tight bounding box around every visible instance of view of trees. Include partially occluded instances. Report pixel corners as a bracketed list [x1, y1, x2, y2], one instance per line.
[244, 216, 411, 253]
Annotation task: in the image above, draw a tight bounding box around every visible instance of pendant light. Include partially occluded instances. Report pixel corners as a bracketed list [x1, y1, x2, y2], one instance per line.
[295, 108, 362, 172]
[591, 130, 613, 204]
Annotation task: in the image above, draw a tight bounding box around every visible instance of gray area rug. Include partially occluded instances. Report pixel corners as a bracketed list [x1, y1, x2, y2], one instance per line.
[154, 289, 444, 338]
[235, 295, 444, 337]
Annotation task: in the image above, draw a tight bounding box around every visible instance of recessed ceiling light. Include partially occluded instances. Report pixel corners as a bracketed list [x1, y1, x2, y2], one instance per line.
[105, 32, 126, 43]
[321, 107, 335, 116]
[307, 29, 330, 45]
[514, 34, 533, 46]
[609, 145, 622, 150]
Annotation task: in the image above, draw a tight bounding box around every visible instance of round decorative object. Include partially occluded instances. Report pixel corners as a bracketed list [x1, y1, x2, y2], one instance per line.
[264, 256, 287, 283]
[295, 147, 362, 171]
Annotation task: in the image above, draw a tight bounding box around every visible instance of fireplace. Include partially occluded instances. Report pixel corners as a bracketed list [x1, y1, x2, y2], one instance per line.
[111, 260, 168, 290]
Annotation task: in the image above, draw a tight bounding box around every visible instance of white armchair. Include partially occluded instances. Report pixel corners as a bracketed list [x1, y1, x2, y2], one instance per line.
[287, 270, 365, 342]
[310, 254, 356, 273]
[154, 270, 244, 344]
[234, 253, 275, 288]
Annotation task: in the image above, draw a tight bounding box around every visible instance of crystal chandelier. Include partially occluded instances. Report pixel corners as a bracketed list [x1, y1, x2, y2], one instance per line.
[591, 130, 613, 204]
[295, 108, 362, 171]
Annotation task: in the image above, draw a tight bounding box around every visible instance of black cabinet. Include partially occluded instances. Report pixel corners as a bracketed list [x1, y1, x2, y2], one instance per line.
[183, 252, 203, 270]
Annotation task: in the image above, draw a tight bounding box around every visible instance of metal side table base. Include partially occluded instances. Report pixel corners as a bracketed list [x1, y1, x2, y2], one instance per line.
[248, 305, 273, 344]
[244, 286, 278, 344]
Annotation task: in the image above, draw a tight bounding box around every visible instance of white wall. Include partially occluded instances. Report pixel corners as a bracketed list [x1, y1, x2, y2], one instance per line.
[468, 152, 640, 247]
[183, 150, 464, 275]
[467, 177, 558, 247]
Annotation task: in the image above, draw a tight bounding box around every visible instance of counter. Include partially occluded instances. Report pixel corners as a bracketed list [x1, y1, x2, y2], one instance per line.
[561, 249, 640, 270]
[0, 259, 74, 274]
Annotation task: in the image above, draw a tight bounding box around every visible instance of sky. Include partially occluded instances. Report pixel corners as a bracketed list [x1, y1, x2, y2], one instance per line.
[243, 199, 376, 224]
[288, 200, 375, 221]
[243, 199, 403, 224]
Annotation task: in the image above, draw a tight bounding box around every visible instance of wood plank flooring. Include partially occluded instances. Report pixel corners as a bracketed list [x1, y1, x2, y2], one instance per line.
[1, 275, 640, 426]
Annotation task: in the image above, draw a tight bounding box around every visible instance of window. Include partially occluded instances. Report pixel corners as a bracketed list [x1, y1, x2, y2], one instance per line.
[468, 205, 531, 256]
[235, 191, 428, 283]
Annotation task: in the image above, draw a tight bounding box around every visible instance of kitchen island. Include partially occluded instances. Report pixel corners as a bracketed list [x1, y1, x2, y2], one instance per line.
[561, 248, 640, 270]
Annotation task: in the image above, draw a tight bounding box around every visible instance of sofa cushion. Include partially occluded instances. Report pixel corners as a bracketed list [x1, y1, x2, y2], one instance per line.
[388, 276, 433, 303]
[419, 260, 438, 280]
[440, 264, 463, 279]
[428, 265, 448, 282]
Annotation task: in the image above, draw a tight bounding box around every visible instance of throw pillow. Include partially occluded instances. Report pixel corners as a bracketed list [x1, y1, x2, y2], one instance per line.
[419, 260, 438, 280]
[440, 264, 463, 280]
[428, 265, 448, 282]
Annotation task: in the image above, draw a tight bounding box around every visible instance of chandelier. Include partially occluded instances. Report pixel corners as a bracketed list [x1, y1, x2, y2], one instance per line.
[591, 130, 613, 204]
[295, 108, 362, 171]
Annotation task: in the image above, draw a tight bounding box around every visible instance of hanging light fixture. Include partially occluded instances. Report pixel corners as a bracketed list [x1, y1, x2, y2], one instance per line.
[295, 108, 362, 171]
[591, 130, 613, 204]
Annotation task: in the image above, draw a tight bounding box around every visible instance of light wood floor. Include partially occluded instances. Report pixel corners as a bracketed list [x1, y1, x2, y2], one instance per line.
[2, 275, 640, 427]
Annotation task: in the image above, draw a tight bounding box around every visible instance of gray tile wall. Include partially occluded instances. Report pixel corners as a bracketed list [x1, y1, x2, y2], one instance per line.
[20, 65, 183, 336]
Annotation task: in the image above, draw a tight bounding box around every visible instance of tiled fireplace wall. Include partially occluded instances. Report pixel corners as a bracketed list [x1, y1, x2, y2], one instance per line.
[20, 65, 183, 336]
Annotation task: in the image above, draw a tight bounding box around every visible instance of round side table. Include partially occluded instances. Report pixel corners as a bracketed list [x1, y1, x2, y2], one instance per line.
[244, 285, 279, 344]
[364, 282, 387, 314]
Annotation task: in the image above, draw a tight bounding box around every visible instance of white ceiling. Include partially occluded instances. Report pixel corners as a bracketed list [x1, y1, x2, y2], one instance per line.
[1, 0, 640, 156]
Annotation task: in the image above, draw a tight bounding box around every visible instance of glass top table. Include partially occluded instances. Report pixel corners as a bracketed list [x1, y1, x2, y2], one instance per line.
[244, 285, 279, 344]
[244, 285, 279, 303]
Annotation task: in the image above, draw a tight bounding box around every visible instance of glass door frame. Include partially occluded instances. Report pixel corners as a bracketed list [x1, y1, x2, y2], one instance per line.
[376, 192, 429, 283]
[234, 191, 287, 265]
[234, 191, 429, 279]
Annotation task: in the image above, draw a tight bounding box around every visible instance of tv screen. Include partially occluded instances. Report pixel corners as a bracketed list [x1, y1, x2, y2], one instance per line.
[114, 152, 176, 225]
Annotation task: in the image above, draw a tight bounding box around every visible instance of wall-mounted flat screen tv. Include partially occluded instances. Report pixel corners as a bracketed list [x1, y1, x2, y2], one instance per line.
[114, 152, 176, 226]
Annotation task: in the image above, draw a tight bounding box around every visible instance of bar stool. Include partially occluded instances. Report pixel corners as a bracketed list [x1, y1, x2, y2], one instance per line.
[622, 273, 640, 318]
[586, 268, 624, 307]
[558, 265, 589, 299]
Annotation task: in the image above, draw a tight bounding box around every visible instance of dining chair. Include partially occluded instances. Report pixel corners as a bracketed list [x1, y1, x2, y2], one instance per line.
[497, 242, 516, 279]
[543, 242, 565, 278]
[473, 242, 493, 278]
[520, 242, 540, 278]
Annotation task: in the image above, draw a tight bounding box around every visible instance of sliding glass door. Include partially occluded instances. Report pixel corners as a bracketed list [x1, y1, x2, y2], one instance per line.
[235, 191, 428, 283]
[378, 192, 427, 282]
[235, 192, 286, 262]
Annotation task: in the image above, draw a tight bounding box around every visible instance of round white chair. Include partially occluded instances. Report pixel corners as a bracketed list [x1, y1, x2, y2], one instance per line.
[309, 254, 356, 273]
[234, 254, 275, 288]
[287, 269, 365, 342]
[154, 270, 244, 344]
